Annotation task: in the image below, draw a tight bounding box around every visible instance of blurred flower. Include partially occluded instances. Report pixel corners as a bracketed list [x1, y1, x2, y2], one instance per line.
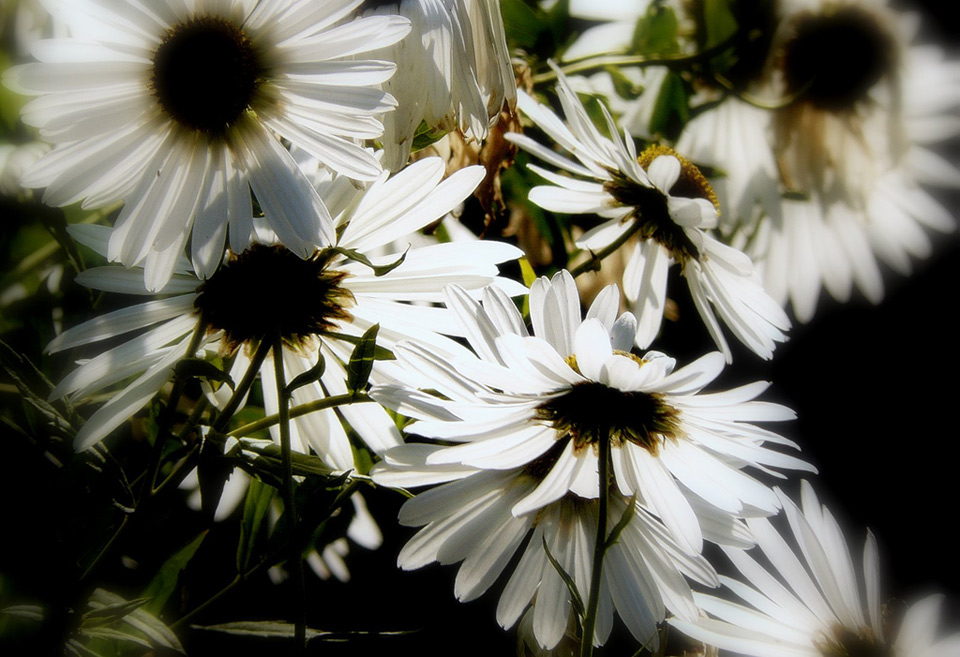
[670, 481, 960, 657]
[4, 0, 411, 289]
[45, 157, 523, 451]
[507, 69, 790, 361]
[365, 0, 516, 171]
[677, 0, 960, 321]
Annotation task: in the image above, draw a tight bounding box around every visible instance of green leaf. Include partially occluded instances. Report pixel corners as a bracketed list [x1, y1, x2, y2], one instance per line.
[346, 324, 379, 393]
[319, 330, 394, 361]
[332, 246, 408, 277]
[239, 441, 335, 481]
[237, 478, 275, 573]
[702, 0, 739, 48]
[82, 597, 149, 626]
[542, 537, 585, 620]
[605, 496, 638, 551]
[648, 71, 690, 140]
[285, 351, 326, 395]
[79, 626, 153, 650]
[87, 589, 183, 653]
[2, 605, 44, 622]
[198, 429, 232, 518]
[631, 5, 680, 57]
[174, 358, 235, 389]
[410, 121, 449, 152]
[500, 0, 544, 50]
[141, 531, 207, 616]
[192, 620, 412, 643]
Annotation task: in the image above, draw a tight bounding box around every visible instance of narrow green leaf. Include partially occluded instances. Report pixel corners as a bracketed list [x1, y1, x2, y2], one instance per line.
[88, 589, 183, 653]
[142, 531, 208, 616]
[174, 358, 235, 390]
[80, 626, 153, 649]
[237, 478, 275, 573]
[2, 605, 44, 622]
[192, 620, 412, 643]
[319, 331, 394, 360]
[82, 598, 149, 626]
[605, 496, 638, 551]
[542, 537, 586, 620]
[285, 351, 326, 395]
[332, 246, 408, 277]
[346, 323, 379, 393]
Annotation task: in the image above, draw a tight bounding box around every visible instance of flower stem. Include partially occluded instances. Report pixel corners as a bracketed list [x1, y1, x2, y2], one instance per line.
[569, 218, 645, 279]
[211, 338, 272, 434]
[273, 335, 307, 652]
[227, 391, 372, 438]
[580, 423, 610, 657]
[531, 33, 740, 84]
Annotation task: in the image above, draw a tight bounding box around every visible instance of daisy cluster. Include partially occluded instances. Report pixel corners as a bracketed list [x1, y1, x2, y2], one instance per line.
[0, 1, 956, 656]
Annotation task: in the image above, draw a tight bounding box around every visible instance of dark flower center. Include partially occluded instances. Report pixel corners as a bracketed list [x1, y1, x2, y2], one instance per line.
[781, 7, 895, 112]
[814, 625, 891, 657]
[194, 245, 354, 351]
[535, 356, 682, 456]
[152, 15, 264, 135]
[604, 146, 717, 262]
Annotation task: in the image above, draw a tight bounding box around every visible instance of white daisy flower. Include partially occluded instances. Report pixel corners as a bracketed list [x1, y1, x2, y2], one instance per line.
[670, 480, 960, 657]
[372, 443, 720, 651]
[506, 68, 790, 361]
[365, 0, 516, 171]
[676, 0, 960, 322]
[372, 270, 813, 559]
[3, 0, 412, 290]
[45, 156, 525, 451]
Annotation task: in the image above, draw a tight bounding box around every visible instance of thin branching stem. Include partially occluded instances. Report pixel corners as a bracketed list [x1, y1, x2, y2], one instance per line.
[580, 423, 610, 657]
[227, 391, 371, 438]
[569, 217, 645, 279]
[273, 334, 307, 652]
[532, 33, 740, 84]
[141, 319, 209, 501]
[210, 338, 272, 434]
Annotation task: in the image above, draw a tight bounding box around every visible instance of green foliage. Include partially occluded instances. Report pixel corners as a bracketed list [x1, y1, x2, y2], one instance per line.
[236, 478, 275, 573]
[346, 323, 379, 392]
[142, 531, 208, 617]
[542, 537, 586, 621]
[631, 4, 681, 56]
[648, 71, 690, 140]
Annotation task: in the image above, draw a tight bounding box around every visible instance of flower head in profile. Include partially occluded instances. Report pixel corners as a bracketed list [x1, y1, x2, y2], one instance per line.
[364, 0, 516, 171]
[670, 481, 960, 657]
[373, 270, 812, 562]
[506, 67, 790, 362]
[4, 0, 413, 289]
[46, 157, 524, 451]
[676, 0, 960, 322]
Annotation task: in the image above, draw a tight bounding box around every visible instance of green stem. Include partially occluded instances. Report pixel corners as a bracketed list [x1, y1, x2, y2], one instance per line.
[532, 33, 740, 84]
[211, 338, 272, 434]
[141, 319, 209, 501]
[580, 425, 610, 657]
[273, 335, 306, 652]
[170, 573, 243, 630]
[568, 218, 645, 279]
[228, 391, 372, 438]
